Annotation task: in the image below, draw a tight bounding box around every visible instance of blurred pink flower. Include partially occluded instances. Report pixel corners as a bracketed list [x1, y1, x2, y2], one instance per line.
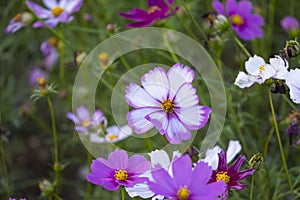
[40, 38, 59, 69]
[5, 12, 33, 34]
[280, 16, 299, 33]
[28, 67, 48, 86]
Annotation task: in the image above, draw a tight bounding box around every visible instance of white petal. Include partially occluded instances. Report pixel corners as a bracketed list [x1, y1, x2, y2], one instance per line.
[126, 183, 154, 199]
[141, 67, 169, 101]
[89, 133, 105, 144]
[173, 83, 199, 108]
[226, 140, 242, 163]
[146, 111, 168, 135]
[285, 69, 300, 104]
[234, 71, 256, 88]
[167, 64, 195, 98]
[148, 150, 170, 168]
[269, 56, 289, 79]
[260, 64, 276, 81]
[42, 0, 57, 9]
[245, 55, 266, 75]
[125, 83, 160, 108]
[201, 145, 222, 170]
[165, 115, 191, 144]
[127, 108, 157, 134]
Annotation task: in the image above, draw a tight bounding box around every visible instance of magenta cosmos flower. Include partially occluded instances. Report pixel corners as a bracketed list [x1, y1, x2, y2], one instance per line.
[66, 106, 107, 134]
[125, 64, 211, 144]
[86, 149, 151, 190]
[212, 0, 264, 40]
[119, 0, 179, 28]
[280, 16, 299, 33]
[210, 150, 255, 197]
[148, 155, 226, 199]
[26, 0, 83, 28]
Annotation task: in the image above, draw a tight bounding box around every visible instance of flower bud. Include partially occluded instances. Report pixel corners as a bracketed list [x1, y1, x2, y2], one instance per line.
[284, 40, 300, 58]
[106, 24, 115, 33]
[39, 179, 54, 197]
[184, 146, 200, 164]
[249, 153, 263, 170]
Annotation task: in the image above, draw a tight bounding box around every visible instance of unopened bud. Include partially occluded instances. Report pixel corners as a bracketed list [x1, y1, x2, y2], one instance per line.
[98, 52, 109, 66]
[39, 179, 54, 197]
[284, 40, 300, 58]
[106, 24, 115, 33]
[249, 153, 263, 170]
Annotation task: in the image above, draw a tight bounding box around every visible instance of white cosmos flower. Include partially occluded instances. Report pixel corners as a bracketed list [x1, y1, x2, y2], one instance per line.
[234, 71, 257, 88]
[89, 125, 132, 143]
[200, 140, 242, 170]
[125, 150, 181, 199]
[269, 55, 289, 80]
[284, 68, 300, 104]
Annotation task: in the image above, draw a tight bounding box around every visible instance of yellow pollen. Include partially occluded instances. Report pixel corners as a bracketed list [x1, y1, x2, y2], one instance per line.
[177, 187, 190, 200]
[231, 14, 244, 26]
[161, 99, 174, 112]
[81, 120, 90, 127]
[48, 37, 59, 47]
[148, 6, 161, 14]
[259, 65, 265, 72]
[51, 7, 64, 17]
[216, 171, 230, 184]
[107, 134, 118, 141]
[13, 13, 22, 21]
[114, 169, 128, 181]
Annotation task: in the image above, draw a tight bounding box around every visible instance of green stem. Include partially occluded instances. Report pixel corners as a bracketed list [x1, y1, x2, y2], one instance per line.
[163, 34, 180, 63]
[263, 127, 274, 157]
[86, 151, 92, 200]
[46, 96, 60, 198]
[121, 186, 125, 200]
[268, 89, 294, 199]
[0, 139, 10, 198]
[250, 174, 255, 200]
[58, 26, 66, 88]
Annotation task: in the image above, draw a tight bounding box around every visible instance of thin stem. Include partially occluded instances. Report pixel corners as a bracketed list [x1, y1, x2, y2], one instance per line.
[263, 127, 274, 157]
[58, 26, 66, 88]
[46, 96, 60, 198]
[250, 174, 255, 200]
[163, 34, 180, 63]
[0, 139, 10, 198]
[121, 186, 125, 200]
[268, 89, 294, 199]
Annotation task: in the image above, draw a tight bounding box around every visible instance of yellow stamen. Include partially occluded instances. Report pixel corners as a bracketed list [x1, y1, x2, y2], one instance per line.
[216, 171, 231, 184]
[13, 13, 22, 21]
[51, 7, 64, 17]
[177, 186, 190, 200]
[259, 66, 265, 73]
[148, 6, 161, 14]
[114, 169, 128, 181]
[107, 134, 118, 141]
[161, 99, 174, 113]
[81, 120, 90, 127]
[48, 37, 59, 47]
[231, 14, 244, 26]
[37, 77, 46, 87]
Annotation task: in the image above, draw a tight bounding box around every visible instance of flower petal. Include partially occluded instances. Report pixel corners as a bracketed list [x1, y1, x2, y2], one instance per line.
[76, 106, 90, 121]
[165, 114, 191, 144]
[226, 140, 242, 164]
[127, 155, 151, 174]
[201, 145, 222, 170]
[42, 0, 57, 9]
[108, 149, 128, 169]
[192, 181, 227, 197]
[190, 161, 212, 190]
[27, 1, 51, 18]
[234, 71, 256, 88]
[65, 0, 83, 13]
[125, 183, 155, 198]
[245, 55, 266, 76]
[172, 155, 192, 187]
[148, 150, 170, 168]
[228, 155, 246, 174]
[217, 150, 228, 172]
[173, 83, 199, 108]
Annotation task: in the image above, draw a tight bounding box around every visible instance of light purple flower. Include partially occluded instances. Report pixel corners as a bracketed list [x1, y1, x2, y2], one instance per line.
[9, 198, 26, 200]
[86, 149, 151, 190]
[284, 68, 300, 104]
[212, 0, 264, 40]
[40, 38, 59, 69]
[26, 0, 83, 28]
[119, 0, 179, 28]
[5, 12, 33, 34]
[125, 64, 211, 144]
[28, 67, 48, 86]
[66, 106, 107, 135]
[210, 150, 255, 198]
[280, 16, 299, 33]
[89, 125, 133, 143]
[148, 155, 227, 199]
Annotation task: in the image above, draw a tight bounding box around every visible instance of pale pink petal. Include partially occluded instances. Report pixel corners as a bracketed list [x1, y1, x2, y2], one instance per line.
[145, 111, 168, 135]
[108, 149, 128, 169]
[126, 108, 158, 133]
[173, 83, 199, 108]
[165, 115, 191, 144]
[42, 0, 57, 9]
[26, 1, 51, 18]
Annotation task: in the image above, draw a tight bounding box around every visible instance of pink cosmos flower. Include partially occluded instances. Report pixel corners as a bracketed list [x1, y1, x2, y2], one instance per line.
[86, 149, 151, 190]
[40, 38, 59, 69]
[280, 16, 299, 33]
[5, 12, 33, 34]
[28, 67, 48, 86]
[26, 0, 83, 28]
[119, 0, 179, 28]
[212, 0, 264, 40]
[125, 64, 211, 144]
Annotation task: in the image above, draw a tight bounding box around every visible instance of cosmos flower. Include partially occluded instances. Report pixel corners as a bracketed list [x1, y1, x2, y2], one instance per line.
[66, 106, 107, 135]
[126, 150, 181, 199]
[125, 64, 211, 144]
[119, 0, 179, 28]
[209, 150, 255, 198]
[280, 16, 299, 33]
[201, 140, 242, 170]
[89, 125, 133, 143]
[284, 68, 300, 104]
[26, 0, 83, 28]
[40, 38, 59, 69]
[28, 67, 48, 86]
[5, 12, 33, 34]
[86, 149, 151, 190]
[148, 155, 227, 199]
[269, 55, 289, 80]
[212, 0, 264, 40]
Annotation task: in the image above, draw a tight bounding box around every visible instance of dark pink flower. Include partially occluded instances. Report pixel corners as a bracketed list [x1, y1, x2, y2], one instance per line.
[86, 149, 151, 190]
[212, 0, 264, 40]
[119, 0, 179, 28]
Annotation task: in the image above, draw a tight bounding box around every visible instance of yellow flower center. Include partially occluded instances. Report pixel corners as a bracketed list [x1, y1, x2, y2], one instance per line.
[231, 14, 244, 26]
[13, 13, 22, 21]
[48, 37, 59, 47]
[51, 7, 64, 17]
[148, 6, 161, 14]
[81, 120, 90, 127]
[98, 52, 109, 65]
[177, 186, 190, 200]
[114, 169, 128, 181]
[107, 134, 118, 141]
[37, 77, 46, 87]
[216, 171, 230, 184]
[161, 99, 174, 112]
[259, 65, 265, 73]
